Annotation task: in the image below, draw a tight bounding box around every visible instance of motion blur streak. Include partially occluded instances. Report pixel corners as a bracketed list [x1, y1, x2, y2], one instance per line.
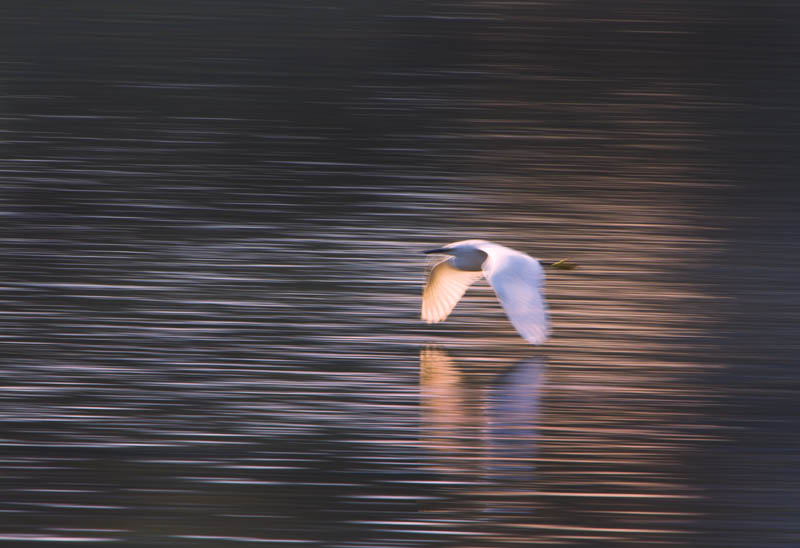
[2, 1, 799, 547]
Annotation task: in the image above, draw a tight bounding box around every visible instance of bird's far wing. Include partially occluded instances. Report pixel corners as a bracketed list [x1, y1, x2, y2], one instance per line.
[482, 247, 550, 344]
[422, 258, 483, 324]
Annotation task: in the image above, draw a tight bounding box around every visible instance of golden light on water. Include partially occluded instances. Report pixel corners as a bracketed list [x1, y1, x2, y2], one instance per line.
[4, 1, 799, 546]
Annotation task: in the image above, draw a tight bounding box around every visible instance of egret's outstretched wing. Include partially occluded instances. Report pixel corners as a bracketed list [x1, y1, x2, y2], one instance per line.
[422, 259, 483, 324]
[482, 247, 550, 344]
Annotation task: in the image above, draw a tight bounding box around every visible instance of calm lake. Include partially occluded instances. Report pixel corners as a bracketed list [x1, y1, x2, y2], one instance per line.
[2, 1, 799, 547]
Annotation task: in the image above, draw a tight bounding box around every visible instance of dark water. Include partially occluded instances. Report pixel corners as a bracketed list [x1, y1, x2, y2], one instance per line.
[2, 1, 800, 546]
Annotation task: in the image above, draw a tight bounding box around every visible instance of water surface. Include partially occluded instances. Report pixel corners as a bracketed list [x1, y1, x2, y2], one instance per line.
[2, 1, 800, 547]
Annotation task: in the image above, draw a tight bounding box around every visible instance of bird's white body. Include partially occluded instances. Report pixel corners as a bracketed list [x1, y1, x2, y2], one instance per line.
[422, 239, 550, 344]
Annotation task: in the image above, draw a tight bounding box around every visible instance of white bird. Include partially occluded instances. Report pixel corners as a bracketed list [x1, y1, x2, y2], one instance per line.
[421, 239, 550, 344]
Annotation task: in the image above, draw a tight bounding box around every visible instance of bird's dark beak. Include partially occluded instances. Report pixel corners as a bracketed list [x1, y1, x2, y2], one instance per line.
[423, 247, 451, 254]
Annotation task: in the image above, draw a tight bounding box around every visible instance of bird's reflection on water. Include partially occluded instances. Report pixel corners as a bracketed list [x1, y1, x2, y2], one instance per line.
[419, 347, 544, 514]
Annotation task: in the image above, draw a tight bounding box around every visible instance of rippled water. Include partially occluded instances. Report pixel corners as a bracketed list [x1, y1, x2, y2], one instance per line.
[2, 1, 800, 547]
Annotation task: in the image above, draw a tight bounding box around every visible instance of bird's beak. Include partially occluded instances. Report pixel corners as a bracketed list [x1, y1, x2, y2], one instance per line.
[423, 247, 451, 254]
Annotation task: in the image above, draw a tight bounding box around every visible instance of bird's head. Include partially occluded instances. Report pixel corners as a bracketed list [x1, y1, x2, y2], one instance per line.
[423, 240, 490, 271]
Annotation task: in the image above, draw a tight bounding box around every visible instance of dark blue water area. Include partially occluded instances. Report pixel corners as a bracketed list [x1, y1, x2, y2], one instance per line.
[1, 1, 800, 547]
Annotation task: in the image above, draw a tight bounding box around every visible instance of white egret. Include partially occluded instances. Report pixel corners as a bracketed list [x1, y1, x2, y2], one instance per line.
[421, 239, 551, 344]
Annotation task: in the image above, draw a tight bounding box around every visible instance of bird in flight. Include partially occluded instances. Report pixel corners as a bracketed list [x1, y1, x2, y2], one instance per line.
[421, 239, 552, 344]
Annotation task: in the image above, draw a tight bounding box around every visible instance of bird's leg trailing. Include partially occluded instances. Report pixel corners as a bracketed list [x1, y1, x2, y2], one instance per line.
[545, 258, 577, 270]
